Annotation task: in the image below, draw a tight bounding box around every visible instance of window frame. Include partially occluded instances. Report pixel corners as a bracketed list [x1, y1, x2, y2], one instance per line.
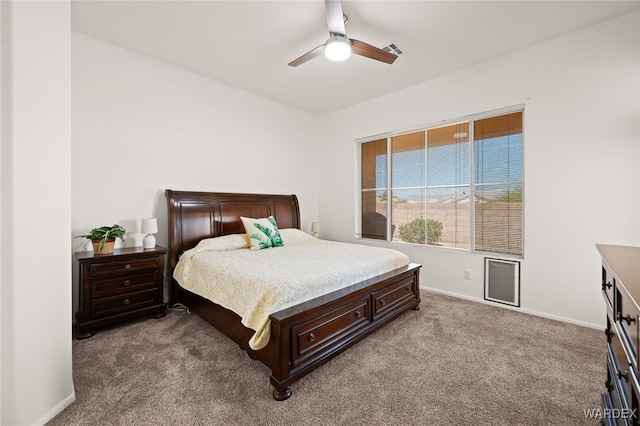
[355, 104, 524, 258]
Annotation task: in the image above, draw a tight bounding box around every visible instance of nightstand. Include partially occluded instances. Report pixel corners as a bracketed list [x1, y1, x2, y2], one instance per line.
[75, 245, 167, 339]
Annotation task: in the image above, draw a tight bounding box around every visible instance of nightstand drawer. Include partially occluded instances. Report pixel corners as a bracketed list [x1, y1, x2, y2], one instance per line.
[90, 289, 159, 319]
[89, 257, 161, 278]
[91, 271, 160, 298]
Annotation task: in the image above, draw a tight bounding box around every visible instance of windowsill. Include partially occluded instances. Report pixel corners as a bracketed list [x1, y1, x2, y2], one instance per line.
[354, 236, 524, 259]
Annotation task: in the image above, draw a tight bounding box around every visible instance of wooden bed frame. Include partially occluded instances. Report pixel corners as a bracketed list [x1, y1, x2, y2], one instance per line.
[165, 189, 421, 400]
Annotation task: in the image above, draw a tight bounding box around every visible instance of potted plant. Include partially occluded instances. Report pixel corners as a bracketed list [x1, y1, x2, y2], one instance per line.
[77, 224, 126, 254]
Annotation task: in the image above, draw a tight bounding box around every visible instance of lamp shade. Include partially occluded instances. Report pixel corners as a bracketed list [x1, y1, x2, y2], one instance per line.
[141, 218, 158, 235]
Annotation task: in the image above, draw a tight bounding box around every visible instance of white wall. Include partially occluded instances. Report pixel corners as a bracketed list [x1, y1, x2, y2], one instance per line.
[1, 1, 75, 425]
[318, 11, 640, 328]
[71, 33, 320, 308]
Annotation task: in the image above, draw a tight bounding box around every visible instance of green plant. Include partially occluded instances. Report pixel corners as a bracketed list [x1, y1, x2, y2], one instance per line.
[494, 188, 523, 202]
[398, 218, 443, 245]
[77, 224, 126, 252]
[427, 219, 443, 244]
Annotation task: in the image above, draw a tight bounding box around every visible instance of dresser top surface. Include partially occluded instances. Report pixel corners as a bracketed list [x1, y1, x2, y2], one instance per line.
[597, 244, 640, 297]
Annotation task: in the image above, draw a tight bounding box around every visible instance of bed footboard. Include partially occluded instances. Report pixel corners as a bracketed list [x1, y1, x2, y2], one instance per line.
[266, 263, 421, 400]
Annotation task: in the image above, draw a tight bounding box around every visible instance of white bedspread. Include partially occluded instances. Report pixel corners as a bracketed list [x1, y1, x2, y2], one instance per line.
[173, 229, 410, 350]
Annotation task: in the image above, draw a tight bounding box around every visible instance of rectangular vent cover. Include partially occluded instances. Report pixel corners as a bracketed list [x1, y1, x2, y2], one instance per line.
[383, 43, 404, 56]
[484, 258, 520, 307]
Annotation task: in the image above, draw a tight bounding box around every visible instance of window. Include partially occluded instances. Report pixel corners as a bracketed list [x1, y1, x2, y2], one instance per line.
[357, 107, 523, 257]
[361, 139, 388, 240]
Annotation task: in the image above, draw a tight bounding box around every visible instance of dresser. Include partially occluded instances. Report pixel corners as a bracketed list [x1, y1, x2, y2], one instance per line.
[75, 245, 167, 339]
[598, 244, 640, 425]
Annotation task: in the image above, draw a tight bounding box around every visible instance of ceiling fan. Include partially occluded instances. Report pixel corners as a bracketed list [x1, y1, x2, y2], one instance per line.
[288, 0, 398, 67]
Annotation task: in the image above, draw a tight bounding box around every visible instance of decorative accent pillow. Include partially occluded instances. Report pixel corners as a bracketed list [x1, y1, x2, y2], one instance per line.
[240, 216, 284, 250]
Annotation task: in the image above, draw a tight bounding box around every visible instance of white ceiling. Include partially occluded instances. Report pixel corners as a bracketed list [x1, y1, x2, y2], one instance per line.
[71, 1, 640, 116]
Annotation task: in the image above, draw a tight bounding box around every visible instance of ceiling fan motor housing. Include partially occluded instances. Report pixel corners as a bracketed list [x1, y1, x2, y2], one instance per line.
[325, 34, 352, 61]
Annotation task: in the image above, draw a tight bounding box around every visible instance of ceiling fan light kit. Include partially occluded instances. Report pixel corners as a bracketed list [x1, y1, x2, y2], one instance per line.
[288, 0, 398, 67]
[324, 34, 352, 61]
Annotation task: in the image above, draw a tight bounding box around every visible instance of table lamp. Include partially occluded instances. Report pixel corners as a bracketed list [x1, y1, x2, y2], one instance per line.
[141, 218, 158, 249]
[311, 222, 320, 238]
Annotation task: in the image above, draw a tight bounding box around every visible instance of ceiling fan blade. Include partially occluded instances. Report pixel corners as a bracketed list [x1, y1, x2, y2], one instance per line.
[350, 39, 398, 64]
[325, 0, 346, 35]
[288, 44, 325, 67]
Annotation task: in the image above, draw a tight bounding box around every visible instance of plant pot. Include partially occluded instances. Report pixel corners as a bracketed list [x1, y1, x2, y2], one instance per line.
[92, 238, 116, 255]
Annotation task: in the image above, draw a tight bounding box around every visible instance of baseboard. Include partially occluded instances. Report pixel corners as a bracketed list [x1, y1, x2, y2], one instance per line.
[33, 390, 75, 426]
[420, 286, 603, 330]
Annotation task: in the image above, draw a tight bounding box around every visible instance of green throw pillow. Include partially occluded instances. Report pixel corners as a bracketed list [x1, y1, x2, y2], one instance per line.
[240, 216, 284, 250]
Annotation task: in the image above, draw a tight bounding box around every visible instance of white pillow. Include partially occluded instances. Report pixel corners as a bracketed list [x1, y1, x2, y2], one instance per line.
[192, 234, 249, 252]
[279, 228, 316, 244]
[240, 216, 284, 250]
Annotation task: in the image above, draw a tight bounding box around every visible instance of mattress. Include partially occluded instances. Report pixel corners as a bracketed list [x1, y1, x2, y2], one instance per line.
[173, 228, 410, 350]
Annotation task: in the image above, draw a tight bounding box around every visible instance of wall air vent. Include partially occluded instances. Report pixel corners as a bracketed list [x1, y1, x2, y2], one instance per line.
[383, 43, 404, 56]
[484, 258, 520, 307]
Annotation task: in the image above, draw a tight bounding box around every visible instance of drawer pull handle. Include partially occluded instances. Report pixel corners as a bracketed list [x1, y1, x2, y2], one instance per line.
[355, 310, 361, 318]
[405, 286, 410, 291]
[605, 379, 613, 392]
[124, 264, 131, 270]
[619, 312, 636, 325]
[379, 299, 386, 306]
[618, 369, 628, 381]
[602, 281, 612, 290]
[308, 333, 315, 342]
[605, 328, 615, 339]
[123, 280, 131, 287]
[124, 299, 130, 305]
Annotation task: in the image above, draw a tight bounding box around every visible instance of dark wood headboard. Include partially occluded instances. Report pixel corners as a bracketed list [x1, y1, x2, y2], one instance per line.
[165, 190, 301, 269]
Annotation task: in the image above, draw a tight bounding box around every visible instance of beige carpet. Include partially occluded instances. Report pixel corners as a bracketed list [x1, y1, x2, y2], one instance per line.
[47, 292, 603, 425]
